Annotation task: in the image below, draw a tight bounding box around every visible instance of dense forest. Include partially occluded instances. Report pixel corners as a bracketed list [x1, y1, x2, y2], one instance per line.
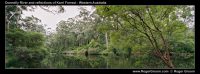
[5, 5, 194, 68]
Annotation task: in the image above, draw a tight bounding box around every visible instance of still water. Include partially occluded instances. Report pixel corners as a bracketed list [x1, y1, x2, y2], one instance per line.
[42, 54, 168, 69]
[41, 53, 195, 69]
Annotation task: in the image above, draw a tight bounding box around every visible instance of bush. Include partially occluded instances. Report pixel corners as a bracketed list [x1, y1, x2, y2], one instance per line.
[6, 46, 47, 68]
[6, 28, 47, 68]
[171, 39, 194, 53]
[26, 32, 45, 48]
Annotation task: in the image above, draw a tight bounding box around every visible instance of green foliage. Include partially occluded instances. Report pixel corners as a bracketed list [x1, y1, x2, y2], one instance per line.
[6, 28, 47, 68]
[6, 28, 45, 47]
[5, 5, 194, 68]
[6, 46, 47, 68]
[88, 39, 101, 48]
[96, 5, 194, 68]
[171, 39, 194, 53]
[21, 16, 46, 34]
[26, 32, 45, 47]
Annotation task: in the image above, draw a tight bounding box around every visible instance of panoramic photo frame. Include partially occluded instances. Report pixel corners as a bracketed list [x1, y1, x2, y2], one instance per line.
[3, 0, 197, 73]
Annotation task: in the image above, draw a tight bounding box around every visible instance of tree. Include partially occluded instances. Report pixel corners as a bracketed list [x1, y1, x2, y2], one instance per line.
[48, 7, 106, 53]
[6, 28, 47, 68]
[96, 5, 194, 68]
[5, 5, 65, 68]
[21, 15, 46, 34]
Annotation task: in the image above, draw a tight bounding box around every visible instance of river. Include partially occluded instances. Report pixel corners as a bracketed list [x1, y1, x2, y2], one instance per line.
[41, 53, 194, 69]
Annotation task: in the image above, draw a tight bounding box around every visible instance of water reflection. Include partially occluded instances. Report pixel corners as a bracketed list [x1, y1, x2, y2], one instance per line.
[42, 53, 194, 69]
[42, 54, 143, 68]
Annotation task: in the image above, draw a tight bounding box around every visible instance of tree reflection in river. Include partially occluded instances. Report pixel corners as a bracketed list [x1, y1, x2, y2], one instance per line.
[41, 53, 194, 69]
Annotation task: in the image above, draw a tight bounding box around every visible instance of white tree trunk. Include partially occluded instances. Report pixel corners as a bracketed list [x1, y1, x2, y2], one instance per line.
[105, 32, 108, 49]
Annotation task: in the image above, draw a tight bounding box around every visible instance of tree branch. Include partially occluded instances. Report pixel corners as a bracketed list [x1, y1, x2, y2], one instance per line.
[130, 11, 157, 32]
[147, 7, 170, 53]
[133, 10, 160, 50]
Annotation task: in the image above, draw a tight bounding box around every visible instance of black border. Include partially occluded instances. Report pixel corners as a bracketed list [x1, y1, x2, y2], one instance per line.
[2, 0, 197, 5]
[1, 0, 199, 74]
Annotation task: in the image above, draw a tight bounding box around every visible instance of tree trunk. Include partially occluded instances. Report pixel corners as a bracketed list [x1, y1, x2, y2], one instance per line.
[127, 9, 175, 68]
[160, 52, 174, 68]
[105, 32, 108, 50]
[154, 50, 174, 68]
[6, 15, 9, 32]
